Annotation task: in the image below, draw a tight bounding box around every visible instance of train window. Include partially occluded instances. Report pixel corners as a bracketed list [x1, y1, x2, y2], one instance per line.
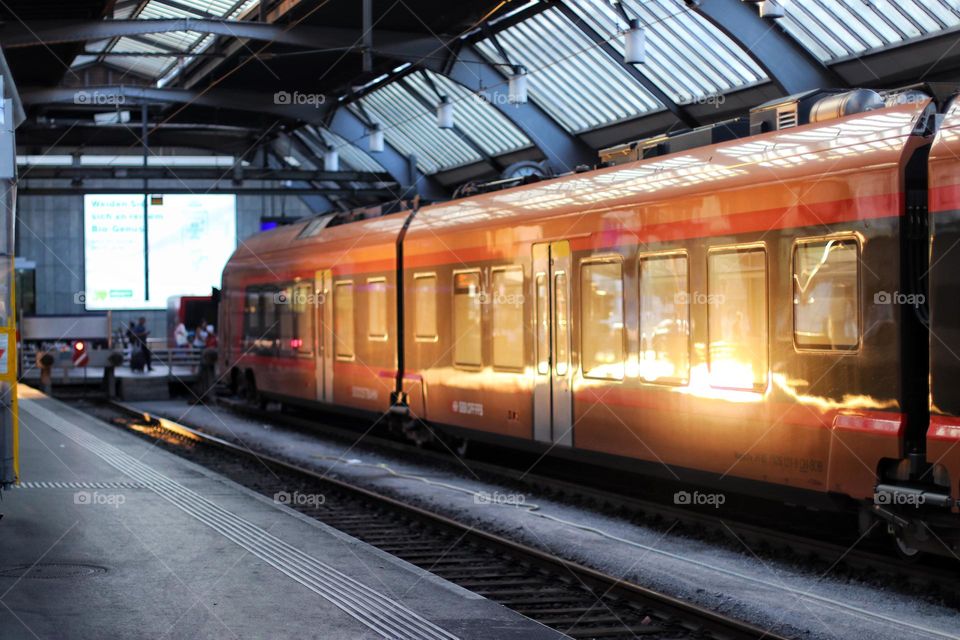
[535, 273, 549, 375]
[492, 267, 524, 371]
[259, 288, 280, 352]
[554, 272, 569, 376]
[453, 271, 482, 367]
[707, 247, 767, 391]
[244, 289, 260, 348]
[278, 285, 295, 353]
[793, 238, 859, 350]
[581, 260, 625, 380]
[639, 254, 690, 385]
[334, 281, 355, 360]
[293, 282, 314, 355]
[413, 273, 438, 341]
[367, 278, 388, 341]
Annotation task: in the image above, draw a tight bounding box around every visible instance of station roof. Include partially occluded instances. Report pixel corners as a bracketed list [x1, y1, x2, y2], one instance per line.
[5, 0, 960, 211]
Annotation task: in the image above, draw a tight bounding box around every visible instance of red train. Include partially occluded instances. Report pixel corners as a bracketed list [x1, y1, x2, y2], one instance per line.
[220, 88, 960, 558]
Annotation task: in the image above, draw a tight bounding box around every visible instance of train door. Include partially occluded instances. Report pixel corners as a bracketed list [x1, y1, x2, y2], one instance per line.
[532, 241, 573, 447]
[314, 269, 334, 402]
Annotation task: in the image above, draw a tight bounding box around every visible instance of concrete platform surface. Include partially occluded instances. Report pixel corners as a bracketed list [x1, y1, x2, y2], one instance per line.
[0, 386, 565, 640]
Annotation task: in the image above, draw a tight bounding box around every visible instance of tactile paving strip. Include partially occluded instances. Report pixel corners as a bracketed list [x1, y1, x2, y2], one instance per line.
[25, 399, 459, 640]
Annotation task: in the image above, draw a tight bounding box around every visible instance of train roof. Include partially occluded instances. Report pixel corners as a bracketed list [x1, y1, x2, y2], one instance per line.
[226, 210, 409, 268]
[228, 96, 931, 270]
[407, 98, 930, 239]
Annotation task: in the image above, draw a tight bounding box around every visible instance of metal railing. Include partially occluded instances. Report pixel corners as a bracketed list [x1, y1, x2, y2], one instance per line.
[20, 344, 205, 378]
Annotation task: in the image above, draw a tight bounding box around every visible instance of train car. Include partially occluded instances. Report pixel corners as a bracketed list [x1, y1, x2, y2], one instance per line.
[220, 88, 960, 556]
[924, 97, 960, 555]
[220, 212, 404, 417]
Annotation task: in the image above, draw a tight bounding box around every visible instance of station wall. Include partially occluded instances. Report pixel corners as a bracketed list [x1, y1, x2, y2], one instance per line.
[15, 184, 314, 343]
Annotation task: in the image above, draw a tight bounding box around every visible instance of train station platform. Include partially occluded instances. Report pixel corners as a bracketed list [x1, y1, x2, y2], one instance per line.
[18, 364, 198, 401]
[0, 387, 563, 640]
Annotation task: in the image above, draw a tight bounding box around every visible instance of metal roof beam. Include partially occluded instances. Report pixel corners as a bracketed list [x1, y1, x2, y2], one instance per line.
[21, 85, 330, 126]
[0, 19, 443, 59]
[433, 43, 596, 173]
[265, 139, 334, 214]
[14, 165, 393, 182]
[326, 106, 448, 202]
[16, 185, 390, 196]
[687, 0, 842, 94]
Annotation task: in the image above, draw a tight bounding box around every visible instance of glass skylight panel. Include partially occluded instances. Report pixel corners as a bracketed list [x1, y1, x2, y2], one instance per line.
[562, 0, 766, 104]
[779, 0, 960, 62]
[404, 71, 532, 157]
[107, 37, 177, 77]
[315, 128, 387, 174]
[353, 82, 483, 174]
[475, 7, 663, 133]
[103, 0, 260, 80]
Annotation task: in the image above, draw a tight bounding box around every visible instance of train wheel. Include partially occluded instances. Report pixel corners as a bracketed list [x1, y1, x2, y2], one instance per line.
[893, 534, 922, 560]
[886, 523, 924, 560]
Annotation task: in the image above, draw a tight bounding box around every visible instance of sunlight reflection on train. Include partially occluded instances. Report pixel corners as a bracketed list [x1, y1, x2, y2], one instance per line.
[770, 372, 898, 413]
[575, 359, 897, 411]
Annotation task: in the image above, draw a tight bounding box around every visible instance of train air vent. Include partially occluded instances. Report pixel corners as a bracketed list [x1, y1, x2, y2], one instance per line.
[749, 88, 829, 135]
[750, 89, 885, 135]
[777, 105, 798, 130]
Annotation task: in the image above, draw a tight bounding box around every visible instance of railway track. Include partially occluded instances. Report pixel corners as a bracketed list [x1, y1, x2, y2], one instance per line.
[212, 396, 960, 600]
[94, 399, 786, 640]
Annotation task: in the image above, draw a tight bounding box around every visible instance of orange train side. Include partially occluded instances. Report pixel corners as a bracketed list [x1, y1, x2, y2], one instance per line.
[221, 98, 932, 512]
[221, 213, 407, 416]
[402, 99, 928, 502]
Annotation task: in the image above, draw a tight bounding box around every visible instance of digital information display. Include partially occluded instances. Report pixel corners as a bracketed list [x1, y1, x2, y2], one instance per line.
[83, 194, 237, 310]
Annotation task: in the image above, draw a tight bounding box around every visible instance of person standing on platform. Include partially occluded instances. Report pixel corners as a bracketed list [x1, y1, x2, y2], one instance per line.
[131, 317, 153, 372]
[192, 320, 209, 350]
[174, 322, 188, 349]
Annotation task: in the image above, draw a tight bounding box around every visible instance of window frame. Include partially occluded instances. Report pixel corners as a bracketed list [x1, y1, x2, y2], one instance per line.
[366, 277, 389, 342]
[637, 249, 691, 387]
[291, 280, 314, 357]
[554, 270, 569, 377]
[579, 255, 626, 382]
[706, 243, 769, 392]
[333, 279, 356, 361]
[791, 234, 862, 354]
[451, 268, 483, 370]
[259, 285, 281, 354]
[243, 286, 263, 348]
[535, 271, 550, 376]
[413, 272, 439, 342]
[490, 265, 525, 373]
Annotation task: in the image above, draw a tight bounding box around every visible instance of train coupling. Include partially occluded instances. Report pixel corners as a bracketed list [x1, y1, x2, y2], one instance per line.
[389, 391, 410, 417]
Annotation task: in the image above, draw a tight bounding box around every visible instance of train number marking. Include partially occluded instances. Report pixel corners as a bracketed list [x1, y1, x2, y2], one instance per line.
[452, 401, 483, 416]
[351, 386, 379, 401]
